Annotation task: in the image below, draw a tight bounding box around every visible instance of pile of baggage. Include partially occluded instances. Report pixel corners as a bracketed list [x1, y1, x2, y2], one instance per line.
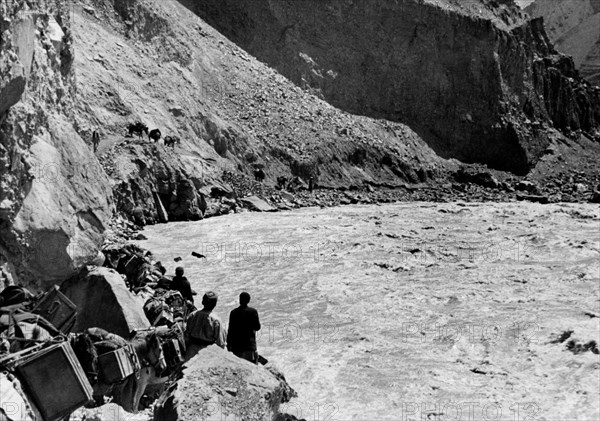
[0, 285, 92, 421]
[144, 289, 192, 327]
[0, 284, 186, 421]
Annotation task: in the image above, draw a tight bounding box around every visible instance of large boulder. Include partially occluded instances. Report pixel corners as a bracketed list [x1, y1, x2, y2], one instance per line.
[240, 196, 276, 212]
[154, 345, 297, 421]
[60, 266, 149, 338]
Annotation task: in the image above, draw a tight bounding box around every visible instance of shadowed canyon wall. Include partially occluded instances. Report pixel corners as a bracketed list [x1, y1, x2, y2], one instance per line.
[181, 0, 600, 174]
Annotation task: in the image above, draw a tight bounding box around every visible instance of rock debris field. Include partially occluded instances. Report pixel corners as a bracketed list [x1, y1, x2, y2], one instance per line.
[137, 202, 600, 421]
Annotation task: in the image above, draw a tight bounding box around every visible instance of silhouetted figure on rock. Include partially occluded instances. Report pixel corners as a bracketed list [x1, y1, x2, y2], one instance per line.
[171, 266, 194, 305]
[254, 168, 265, 182]
[227, 292, 261, 364]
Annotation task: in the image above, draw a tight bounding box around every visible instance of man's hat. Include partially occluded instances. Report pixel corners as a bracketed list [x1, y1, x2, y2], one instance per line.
[202, 291, 218, 306]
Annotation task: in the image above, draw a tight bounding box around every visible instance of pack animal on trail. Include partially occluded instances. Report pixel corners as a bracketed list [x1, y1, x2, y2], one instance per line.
[128, 122, 148, 139]
[0, 317, 172, 417]
[164, 135, 180, 148]
[276, 176, 288, 190]
[254, 168, 265, 183]
[149, 129, 162, 142]
[71, 327, 167, 413]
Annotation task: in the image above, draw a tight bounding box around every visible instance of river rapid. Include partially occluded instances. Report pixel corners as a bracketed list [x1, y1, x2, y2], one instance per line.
[136, 202, 600, 421]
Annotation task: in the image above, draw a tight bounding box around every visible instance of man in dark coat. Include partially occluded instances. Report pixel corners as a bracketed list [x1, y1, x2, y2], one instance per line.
[227, 292, 261, 364]
[170, 266, 194, 304]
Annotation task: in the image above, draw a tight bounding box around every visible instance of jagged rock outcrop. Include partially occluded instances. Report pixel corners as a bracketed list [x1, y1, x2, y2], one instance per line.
[108, 142, 206, 224]
[525, 0, 600, 86]
[154, 345, 297, 421]
[0, 0, 114, 290]
[183, 0, 600, 174]
[60, 266, 149, 338]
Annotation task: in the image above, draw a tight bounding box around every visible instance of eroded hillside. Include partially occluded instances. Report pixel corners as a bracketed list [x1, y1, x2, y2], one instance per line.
[182, 0, 600, 173]
[71, 0, 449, 213]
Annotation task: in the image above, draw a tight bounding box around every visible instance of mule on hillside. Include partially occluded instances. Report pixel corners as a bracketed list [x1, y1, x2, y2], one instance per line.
[164, 135, 180, 148]
[148, 129, 162, 142]
[127, 122, 148, 139]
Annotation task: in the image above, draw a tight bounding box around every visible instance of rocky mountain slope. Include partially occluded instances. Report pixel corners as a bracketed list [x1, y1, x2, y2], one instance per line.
[524, 0, 600, 86]
[1, 0, 448, 289]
[0, 0, 113, 290]
[71, 0, 448, 216]
[181, 0, 600, 174]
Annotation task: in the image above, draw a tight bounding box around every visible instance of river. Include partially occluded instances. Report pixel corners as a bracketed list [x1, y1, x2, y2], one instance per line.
[136, 202, 600, 421]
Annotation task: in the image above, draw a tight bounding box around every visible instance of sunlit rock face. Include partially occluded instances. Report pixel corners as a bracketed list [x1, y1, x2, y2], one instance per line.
[0, 1, 113, 290]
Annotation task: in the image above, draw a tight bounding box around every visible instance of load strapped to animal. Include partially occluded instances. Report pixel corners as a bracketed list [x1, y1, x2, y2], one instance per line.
[1, 341, 94, 421]
[148, 128, 162, 142]
[143, 289, 191, 328]
[97, 344, 140, 384]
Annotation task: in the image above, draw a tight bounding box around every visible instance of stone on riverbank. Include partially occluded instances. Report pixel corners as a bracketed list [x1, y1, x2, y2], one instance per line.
[154, 345, 297, 421]
[241, 196, 276, 212]
[60, 266, 149, 337]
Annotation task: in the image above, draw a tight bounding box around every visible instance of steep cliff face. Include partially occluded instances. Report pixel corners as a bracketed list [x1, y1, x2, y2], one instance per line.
[181, 0, 600, 174]
[0, 0, 113, 290]
[525, 0, 600, 86]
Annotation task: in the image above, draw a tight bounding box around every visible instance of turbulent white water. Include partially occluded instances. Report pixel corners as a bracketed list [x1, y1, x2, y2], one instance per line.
[137, 202, 600, 421]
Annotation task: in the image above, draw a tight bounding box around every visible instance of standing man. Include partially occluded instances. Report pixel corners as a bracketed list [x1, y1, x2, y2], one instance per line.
[227, 292, 261, 364]
[171, 266, 194, 305]
[184, 291, 226, 361]
[92, 129, 100, 153]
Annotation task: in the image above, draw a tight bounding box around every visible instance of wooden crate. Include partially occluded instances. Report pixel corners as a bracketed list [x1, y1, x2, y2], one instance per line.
[163, 339, 184, 366]
[31, 286, 77, 333]
[160, 339, 183, 376]
[98, 346, 135, 384]
[15, 341, 93, 421]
